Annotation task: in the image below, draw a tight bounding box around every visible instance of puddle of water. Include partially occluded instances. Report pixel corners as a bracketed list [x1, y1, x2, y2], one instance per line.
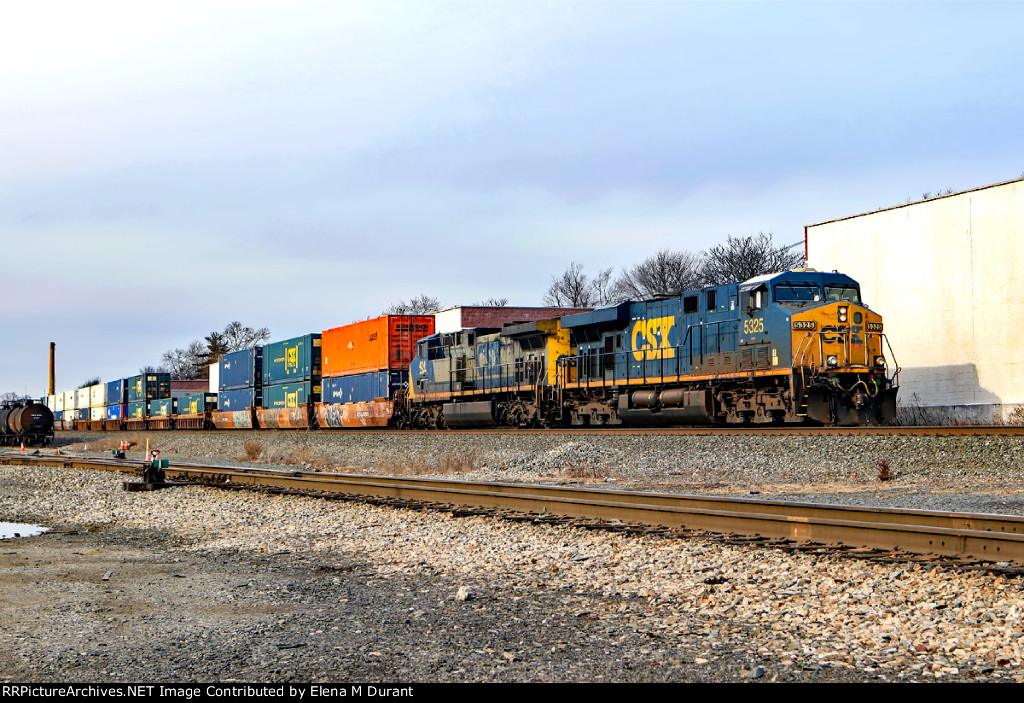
[0, 522, 48, 539]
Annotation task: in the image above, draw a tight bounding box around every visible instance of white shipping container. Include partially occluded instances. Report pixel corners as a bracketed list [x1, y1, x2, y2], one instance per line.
[89, 383, 107, 408]
[54, 393, 65, 412]
[64, 390, 77, 409]
[76, 387, 90, 409]
[209, 363, 220, 394]
[46, 395, 56, 411]
[90, 406, 104, 421]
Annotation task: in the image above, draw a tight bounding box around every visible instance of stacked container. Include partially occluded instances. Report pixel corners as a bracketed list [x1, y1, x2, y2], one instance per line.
[123, 373, 168, 428]
[62, 390, 76, 430]
[106, 379, 127, 429]
[128, 373, 171, 403]
[88, 383, 107, 428]
[318, 315, 434, 428]
[177, 393, 217, 416]
[213, 348, 263, 428]
[258, 334, 321, 428]
[148, 397, 176, 417]
[75, 387, 90, 426]
[89, 383, 107, 409]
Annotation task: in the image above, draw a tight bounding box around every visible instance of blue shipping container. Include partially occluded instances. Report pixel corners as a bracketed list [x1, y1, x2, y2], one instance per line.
[127, 373, 171, 402]
[107, 404, 124, 420]
[220, 348, 263, 391]
[262, 334, 321, 385]
[263, 380, 321, 409]
[149, 398, 176, 417]
[218, 387, 262, 411]
[322, 371, 407, 405]
[106, 379, 127, 405]
[177, 393, 217, 415]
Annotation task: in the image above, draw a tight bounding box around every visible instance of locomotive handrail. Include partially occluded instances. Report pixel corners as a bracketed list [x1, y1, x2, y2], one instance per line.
[793, 330, 898, 400]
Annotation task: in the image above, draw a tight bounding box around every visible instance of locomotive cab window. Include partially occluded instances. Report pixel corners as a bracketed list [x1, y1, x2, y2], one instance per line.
[741, 284, 767, 312]
[683, 295, 698, 314]
[774, 283, 821, 303]
[824, 285, 861, 303]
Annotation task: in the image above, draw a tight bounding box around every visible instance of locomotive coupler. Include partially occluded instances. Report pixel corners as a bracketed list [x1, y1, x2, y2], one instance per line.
[852, 389, 868, 409]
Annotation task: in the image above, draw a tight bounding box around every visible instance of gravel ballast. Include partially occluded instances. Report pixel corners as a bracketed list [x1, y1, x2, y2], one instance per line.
[2, 430, 1024, 682]
[58, 430, 1024, 514]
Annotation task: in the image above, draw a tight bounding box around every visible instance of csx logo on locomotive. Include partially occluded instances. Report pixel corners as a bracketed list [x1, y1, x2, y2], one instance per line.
[631, 316, 676, 360]
[820, 324, 865, 346]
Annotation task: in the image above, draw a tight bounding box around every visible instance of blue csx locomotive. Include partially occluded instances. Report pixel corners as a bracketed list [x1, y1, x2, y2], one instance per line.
[407, 268, 899, 427]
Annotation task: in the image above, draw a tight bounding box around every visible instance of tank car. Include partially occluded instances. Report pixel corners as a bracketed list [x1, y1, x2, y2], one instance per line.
[0, 401, 55, 446]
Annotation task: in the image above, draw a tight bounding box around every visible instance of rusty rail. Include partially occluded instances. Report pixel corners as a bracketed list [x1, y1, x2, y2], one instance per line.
[4, 451, 1024, 565]
[52, 424, 1024, 437]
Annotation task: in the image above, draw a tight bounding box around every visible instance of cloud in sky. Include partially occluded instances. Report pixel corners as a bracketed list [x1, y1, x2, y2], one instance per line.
[2, 1, 1024, 394]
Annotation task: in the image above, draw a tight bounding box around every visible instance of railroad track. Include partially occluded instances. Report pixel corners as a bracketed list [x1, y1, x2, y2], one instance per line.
[54, 424, 1024, 437]
[6, 449, 1024, 569]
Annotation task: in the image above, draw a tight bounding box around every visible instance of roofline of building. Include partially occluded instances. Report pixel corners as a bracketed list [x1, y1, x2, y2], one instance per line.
[805, 175, 1024, 229]
[435, 305, 592, 314]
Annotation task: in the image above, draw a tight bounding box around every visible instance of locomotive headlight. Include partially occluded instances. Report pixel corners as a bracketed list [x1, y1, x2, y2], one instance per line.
[838, 306, 848, 323]
[874, 356, 886, 368]
[826, 355, 839, 367]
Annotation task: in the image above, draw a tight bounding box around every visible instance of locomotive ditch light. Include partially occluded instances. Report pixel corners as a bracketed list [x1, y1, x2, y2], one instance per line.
[826, 355, 839, 367]
[874, 356, 886, 368]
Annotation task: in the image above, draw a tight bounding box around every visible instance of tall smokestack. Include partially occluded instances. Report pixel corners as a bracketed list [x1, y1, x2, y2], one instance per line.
[48, 342, 55, 396]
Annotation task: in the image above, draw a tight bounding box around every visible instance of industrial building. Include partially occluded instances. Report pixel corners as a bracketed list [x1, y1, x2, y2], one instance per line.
[433, 306, 592, 334]
[806, 176, 1024, 422]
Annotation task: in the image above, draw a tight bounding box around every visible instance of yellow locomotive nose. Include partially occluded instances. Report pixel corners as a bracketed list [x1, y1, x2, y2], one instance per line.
[790, 302, 886, 372]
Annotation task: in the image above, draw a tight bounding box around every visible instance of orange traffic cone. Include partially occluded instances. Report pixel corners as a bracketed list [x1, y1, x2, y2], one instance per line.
[20, 442, 25, 452]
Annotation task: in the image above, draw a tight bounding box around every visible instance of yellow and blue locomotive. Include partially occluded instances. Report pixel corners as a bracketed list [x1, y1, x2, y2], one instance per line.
[408, 269, 898, 427]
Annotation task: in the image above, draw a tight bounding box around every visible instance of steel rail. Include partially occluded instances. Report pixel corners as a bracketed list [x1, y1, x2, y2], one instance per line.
[54, 425, 1024, 436]
[5, 451, 1024, 564]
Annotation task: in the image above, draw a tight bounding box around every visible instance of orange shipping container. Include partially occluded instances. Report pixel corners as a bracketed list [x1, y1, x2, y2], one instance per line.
[322, 315, 435, 378]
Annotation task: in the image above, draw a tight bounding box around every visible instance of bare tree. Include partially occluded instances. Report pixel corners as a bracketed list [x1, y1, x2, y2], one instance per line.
[162, 340, 209, 380]
[700, 232, 804, 285]
[384, 295, 443, 315]
[472, 297, 509, 307]
[610, 249, 704, 301]
[543, 262, 612, 307]
[1, 391, 25, 403]
[139, 365, 170, 375]
[220, 321, 271, 352]
[78, 377, 101, 388]
[155, 322, 271, 380]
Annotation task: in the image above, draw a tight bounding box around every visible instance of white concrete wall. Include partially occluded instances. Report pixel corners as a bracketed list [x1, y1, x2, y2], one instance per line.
[807, 179, 1024, 415]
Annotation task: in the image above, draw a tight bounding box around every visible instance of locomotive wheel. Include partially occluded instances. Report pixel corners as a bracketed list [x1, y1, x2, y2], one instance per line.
[505, 400, 533, 428]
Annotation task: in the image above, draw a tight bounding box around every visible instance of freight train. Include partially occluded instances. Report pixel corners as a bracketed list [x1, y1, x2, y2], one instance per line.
[408, 269, 898, 427]
[46, 268, 899, 431]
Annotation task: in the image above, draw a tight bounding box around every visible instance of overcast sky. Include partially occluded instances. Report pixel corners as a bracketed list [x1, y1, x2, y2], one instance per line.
[3, 1, 1023, 397]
